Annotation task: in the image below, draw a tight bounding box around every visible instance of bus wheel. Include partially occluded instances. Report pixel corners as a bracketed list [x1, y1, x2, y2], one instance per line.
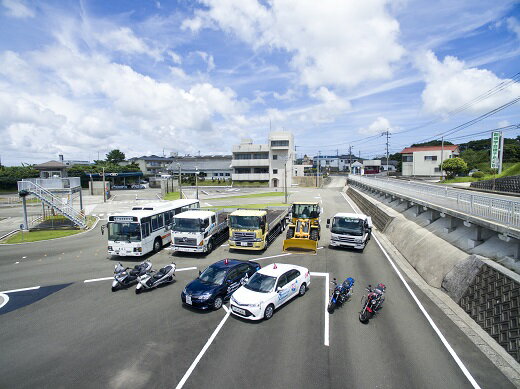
[153, 238, 162, 253]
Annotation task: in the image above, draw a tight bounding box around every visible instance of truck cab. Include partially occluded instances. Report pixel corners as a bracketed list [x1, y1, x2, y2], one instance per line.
[171, 210, 226, 253]
[228, 210, 268, 250]
[326, 213, 372, 250]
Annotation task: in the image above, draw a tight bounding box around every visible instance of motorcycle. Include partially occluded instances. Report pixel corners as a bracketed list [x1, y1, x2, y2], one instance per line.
[359, 283, 386, 323]
[328, 277, 355, 313]
[136, 263, 176, 294]
[112, 261, 152, 291]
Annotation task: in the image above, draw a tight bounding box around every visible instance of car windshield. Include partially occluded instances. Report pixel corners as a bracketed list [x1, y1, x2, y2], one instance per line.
[229, 215, 260, 230]
[292, 204, 320, 219]
[108, 222, 141, 242]
[173, 218, 202, 232]
[244, 272, 276, 293]
[331, 217, 363, 236]
[198, 265, 227, 285]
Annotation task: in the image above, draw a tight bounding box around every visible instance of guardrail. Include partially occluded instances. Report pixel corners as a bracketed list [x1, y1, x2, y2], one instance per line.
[348, 175, 520, 228]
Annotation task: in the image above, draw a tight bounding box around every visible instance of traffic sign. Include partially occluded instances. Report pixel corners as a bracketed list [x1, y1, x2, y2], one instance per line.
[490, 131, 501, 169]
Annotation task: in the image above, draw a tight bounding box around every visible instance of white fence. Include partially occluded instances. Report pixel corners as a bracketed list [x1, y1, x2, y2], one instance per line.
[348, 175, 520, 228]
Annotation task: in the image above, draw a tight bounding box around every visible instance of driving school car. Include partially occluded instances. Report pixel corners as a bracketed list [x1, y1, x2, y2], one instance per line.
[181, 259, 260, 310]
[230, 263, 311, 321]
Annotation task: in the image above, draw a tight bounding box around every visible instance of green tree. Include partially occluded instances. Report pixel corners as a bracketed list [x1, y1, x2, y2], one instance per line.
[0, 165, 40, 190]
[106, 149, 126, 164]
[459, 149, 489, 169]
[441, 157, 468, 179]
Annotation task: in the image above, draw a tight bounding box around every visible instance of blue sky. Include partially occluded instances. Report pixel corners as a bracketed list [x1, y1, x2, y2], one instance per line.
[0, 0, 519, 165]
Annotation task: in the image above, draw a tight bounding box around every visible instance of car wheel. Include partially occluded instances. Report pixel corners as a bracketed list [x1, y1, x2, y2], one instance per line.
[298, 283, 307, 296]
[206, 239, 213, 253]
[213, 296, 223, 310]
[264, 304, 275, 320]
[286, 227, 295, 239]
[153, 238, 162, 253]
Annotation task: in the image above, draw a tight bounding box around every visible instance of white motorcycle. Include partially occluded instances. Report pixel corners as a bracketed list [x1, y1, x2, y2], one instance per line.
[112, 261, 152, 292]
[136, 263, 176, 294]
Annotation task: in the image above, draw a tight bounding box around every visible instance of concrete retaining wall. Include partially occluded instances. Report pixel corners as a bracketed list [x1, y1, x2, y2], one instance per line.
[347, 185, 520, 362]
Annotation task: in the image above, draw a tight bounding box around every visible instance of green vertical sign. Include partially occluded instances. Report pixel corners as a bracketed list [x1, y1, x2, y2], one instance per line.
[490, 131, 500, 169]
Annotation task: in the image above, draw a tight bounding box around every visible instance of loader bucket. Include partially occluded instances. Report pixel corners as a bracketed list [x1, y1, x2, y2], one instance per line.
[282, 237, 318, 255]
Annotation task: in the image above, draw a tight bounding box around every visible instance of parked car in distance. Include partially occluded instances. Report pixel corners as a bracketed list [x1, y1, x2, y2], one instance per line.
[181, 259, 261, 310]
[230, 263, 311, 321]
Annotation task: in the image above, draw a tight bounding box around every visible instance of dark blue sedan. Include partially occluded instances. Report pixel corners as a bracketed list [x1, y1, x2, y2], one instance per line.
[181, 259, 261, 310]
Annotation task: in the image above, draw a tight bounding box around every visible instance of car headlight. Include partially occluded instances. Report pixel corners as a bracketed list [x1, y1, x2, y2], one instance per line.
[247, 302, 261, 308]
[231, 296, 238, 304]
[198, 293, 212, 300]
[108, 246, 113, 251]
[355, 238, 363, 243]
[182, 287, 187, 295]
[253, 238, 262, 242]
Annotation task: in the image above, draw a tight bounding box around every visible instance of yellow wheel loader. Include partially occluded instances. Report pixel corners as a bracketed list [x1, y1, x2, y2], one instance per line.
[282, 202, 321, 254]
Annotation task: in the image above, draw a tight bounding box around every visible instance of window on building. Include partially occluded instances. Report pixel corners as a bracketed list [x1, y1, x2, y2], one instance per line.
[225, 173, 230, 176]
[272, 154, 278, 160]
[253, 153, 269, 159]
[234, 153, 252, 160]
[273, 169, 278, 174]
[235, 168, 251, 174]
[402, 155, 413, 162]
[253, 168, 268, 174]
[424, 156, 437, 161]
[271, 140, 289, 147]
[434, 167, 440, 172]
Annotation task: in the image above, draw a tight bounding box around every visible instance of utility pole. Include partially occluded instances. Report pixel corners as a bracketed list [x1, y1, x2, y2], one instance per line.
[440, 136, 445, 180]
[178, 163, 182, 199]
[284, 158, 288, 204]
[383, 130, 390, 175]
[348, 145, 353, 174]
[195, 166, 199, 199]
[336, 149, 339, 172]
[102, 167, 106, 203]
[317, 151, 321, 187]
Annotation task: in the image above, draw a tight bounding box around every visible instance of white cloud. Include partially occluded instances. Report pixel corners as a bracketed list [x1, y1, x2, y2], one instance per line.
[193, 51, 215, 72]
[507, 17, 520, 40]
[94, 27, 159, 58]
[183, 0, 405, 89]
[416, 50, 520, 115]
[358, 117, 394, 135]
[1, 0, 34, 18]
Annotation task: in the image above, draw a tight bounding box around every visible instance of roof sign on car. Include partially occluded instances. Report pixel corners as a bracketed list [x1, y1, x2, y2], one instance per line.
[273, 263, 277, 269]
[224, 259, 229, 265]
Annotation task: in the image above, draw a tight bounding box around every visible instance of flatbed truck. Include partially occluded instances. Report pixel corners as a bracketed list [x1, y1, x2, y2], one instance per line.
[171, 209, 230, 253]
[228, 207, 289, 251]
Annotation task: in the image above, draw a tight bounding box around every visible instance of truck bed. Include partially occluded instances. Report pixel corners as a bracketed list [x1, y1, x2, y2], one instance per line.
[217, 211, 230, 225]
[266, 208, 289, 231]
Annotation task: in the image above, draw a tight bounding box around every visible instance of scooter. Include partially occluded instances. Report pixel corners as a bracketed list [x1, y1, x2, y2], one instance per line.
[136, 263, 176, 294]
[328, 277, 355, 313]
[112, 261, 152, 291]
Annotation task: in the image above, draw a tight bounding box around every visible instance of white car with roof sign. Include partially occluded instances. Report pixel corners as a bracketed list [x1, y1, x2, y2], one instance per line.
[230, 263, 311, 320]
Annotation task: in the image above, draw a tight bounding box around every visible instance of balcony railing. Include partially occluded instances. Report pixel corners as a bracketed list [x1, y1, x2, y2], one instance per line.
[232, 173, 269, 181]
[231, 159, 270, 167]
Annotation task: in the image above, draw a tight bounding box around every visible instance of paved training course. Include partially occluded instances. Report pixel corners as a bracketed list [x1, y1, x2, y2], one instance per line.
[0, 185, 514, 388]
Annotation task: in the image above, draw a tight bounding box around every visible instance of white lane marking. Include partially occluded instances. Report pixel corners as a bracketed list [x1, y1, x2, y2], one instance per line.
[317, 246, 324, 250]
[310, 271, 330, 347]
[22, 256, 26, 259]
[205, 202, 213, 206]
[222, 305, 229, 313]
[176, 267, 198, 272]
[175, 310, 231, 389]
[0, 293, 10, 309]
[341, 191, 481, 389]
[15, 261, 19, 264]
[0, 286, 40, 294]
[84, 277, 113, 283]
[221, 244, 229, 247]
[250, 253, 292, 262]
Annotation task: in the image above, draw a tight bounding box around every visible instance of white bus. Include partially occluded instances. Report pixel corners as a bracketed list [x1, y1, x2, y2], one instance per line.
[106, 199, 200, 256]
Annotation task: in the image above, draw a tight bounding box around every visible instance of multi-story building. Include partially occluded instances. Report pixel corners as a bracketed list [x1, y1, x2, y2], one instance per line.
[167, 155, 232, 180]
[314, 154, 363, 171]
[400, 145, 460, 176]
[126, 155, 175, 176]
[231, 132, 294, 188]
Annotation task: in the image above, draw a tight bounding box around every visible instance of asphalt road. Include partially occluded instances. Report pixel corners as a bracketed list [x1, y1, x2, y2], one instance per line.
[0, 186, 514, 388]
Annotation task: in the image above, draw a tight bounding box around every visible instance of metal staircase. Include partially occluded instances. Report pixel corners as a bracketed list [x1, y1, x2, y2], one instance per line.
[18, 181, 87, 229]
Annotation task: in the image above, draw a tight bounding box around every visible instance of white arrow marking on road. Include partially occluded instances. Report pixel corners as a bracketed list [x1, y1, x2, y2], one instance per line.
[310, 272, 330, 347]
[340, 191, 480, 389]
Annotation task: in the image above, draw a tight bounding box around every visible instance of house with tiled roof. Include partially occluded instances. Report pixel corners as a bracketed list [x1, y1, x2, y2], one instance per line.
[400, 145, 459, 176]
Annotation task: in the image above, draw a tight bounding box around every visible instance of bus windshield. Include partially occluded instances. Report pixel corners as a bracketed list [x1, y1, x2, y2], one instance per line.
[108, 222, 142, 242]
[229, 216, 260, 230]
[173, 218, 202, 232]
[331, 217, 363, 236]
[292, 204, 320, 219]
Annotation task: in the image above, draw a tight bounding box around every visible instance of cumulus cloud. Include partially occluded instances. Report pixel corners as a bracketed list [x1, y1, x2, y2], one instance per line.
[1, 0, 34, 18]
[358, 117, 394, 135]
[182, 0, 404, 89]
[416, 50, 520, 115]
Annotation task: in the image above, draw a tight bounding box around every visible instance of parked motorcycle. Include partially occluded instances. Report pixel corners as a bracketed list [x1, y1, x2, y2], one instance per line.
[359, 283, 386, 323]
[112, 261, 152, 291]
[136, 263, 176, 294]
[328, 277, 355, 313]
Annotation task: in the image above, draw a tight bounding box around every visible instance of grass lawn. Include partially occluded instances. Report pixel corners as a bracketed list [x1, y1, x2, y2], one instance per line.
[2, 229, 82, 244]
[209, 191, 286, 200]
[164, 192, 182, 200]
[442, 162, 520, 184]
[203, 203, 288, 210]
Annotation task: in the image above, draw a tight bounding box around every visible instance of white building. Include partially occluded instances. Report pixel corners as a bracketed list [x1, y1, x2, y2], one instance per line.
[400, 145, 460, 176]
[314, 154, 362, 171]
[231, 132, 294, 188]
[293, 164, 313, 177]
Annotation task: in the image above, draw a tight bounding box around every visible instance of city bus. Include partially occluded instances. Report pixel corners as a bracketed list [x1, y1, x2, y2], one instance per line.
[106, 199, 200, 256]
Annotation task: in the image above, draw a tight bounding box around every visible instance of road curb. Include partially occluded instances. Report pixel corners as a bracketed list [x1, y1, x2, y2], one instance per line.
[373, 229, 520, 388]
[0, 229, 19, 241]
[0, 217, 101, 246]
